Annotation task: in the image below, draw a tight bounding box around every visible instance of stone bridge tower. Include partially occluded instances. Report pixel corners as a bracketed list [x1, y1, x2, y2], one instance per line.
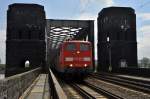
[6, 3, 46, 76]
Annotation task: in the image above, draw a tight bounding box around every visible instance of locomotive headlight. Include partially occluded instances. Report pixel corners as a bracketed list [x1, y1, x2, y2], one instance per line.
[65, 57, 73, 61]
[83, 57, 91, 61]
[69, 64, 73, 67]
[84, 64, 87, 67]
[77, 51, 80, 54]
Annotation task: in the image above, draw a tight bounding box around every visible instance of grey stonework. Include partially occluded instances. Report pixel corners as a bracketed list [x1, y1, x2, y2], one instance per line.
[0, 68, 41, 99]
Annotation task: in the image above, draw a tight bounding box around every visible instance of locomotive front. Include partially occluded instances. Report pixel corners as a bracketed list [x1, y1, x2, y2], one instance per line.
[57, 41, 93, 76]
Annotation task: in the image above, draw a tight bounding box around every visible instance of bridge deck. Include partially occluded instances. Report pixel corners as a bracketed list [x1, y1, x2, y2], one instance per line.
[20, 74, 50, 99]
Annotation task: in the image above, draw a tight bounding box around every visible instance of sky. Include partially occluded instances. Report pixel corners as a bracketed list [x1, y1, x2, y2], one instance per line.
[0, 0, 150, 63]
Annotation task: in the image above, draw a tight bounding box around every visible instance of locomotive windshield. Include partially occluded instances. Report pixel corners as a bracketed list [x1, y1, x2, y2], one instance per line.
[66, 43, 76, 51]
[80, 43, 90, 51]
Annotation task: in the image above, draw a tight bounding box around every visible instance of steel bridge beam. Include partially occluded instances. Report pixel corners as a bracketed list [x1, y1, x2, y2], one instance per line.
[47, 19, 92, 28]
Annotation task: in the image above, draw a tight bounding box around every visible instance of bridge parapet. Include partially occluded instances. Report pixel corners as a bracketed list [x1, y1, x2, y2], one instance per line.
[0, 67, 41, 99]
[48, 68, 67, 99]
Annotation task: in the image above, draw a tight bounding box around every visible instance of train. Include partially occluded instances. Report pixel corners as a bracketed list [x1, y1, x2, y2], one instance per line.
[52, 40, 93, 78]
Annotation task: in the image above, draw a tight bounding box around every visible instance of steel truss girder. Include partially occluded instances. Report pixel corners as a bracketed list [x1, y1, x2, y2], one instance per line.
[47, 19, 91, 28]
[46, 19, 95, 70]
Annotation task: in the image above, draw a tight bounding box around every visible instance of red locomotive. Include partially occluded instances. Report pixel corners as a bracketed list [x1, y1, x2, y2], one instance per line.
[53, 40, 93, 78]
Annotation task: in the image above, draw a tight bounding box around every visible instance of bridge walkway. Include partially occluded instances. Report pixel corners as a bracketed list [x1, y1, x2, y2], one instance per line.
[20, 74, 50, 99]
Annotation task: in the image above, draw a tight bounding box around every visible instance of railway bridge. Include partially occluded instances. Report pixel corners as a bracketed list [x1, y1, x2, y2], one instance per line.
[0, 3, 150, 99]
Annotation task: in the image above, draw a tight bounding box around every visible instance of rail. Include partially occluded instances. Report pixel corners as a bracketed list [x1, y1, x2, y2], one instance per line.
[91, 73, 150, 94]
[48, 68, 67, 99]
[84, 81, 123, 99]
[70, 83, 96, 99]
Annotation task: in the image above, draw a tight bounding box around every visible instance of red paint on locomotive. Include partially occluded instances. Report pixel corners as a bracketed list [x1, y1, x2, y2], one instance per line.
[55, 40, 93, 75]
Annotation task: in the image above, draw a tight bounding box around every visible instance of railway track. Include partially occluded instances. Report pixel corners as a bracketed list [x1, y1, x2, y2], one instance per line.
[70, 83, 107, 99]
[90, 73, 150, 94]
[54, 71, 123, 99]
[59, 81, 83, 99]
[99, 72, 150, 85]
[50, 71, 150, 99]
[60, 79, 123, 99]
[83, 81, 123, 99]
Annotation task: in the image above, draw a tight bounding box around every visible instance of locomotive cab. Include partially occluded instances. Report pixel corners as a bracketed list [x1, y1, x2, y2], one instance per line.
[58, 41, 93, 75]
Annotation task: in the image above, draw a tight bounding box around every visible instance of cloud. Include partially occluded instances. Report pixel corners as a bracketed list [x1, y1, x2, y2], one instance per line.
[0, 29, 6, 64]
[104, 0, 114, 6]
[138, 25, 150, 59]
[0, 30, 6, 41]
[138, 35, 150, 59]
[137, 13, 150, 59]
[80, 0, 114, 6]
[80, 0, 114, 11]
[138, 13, 150, 21]
[139, 25, 150, 35]
[80, 0, 89, 10]
[75, 13, 97, 20]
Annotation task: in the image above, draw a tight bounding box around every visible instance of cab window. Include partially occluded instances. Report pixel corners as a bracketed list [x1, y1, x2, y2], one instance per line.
[80, 43, 90, 51]
[65, 43, 76, 51]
